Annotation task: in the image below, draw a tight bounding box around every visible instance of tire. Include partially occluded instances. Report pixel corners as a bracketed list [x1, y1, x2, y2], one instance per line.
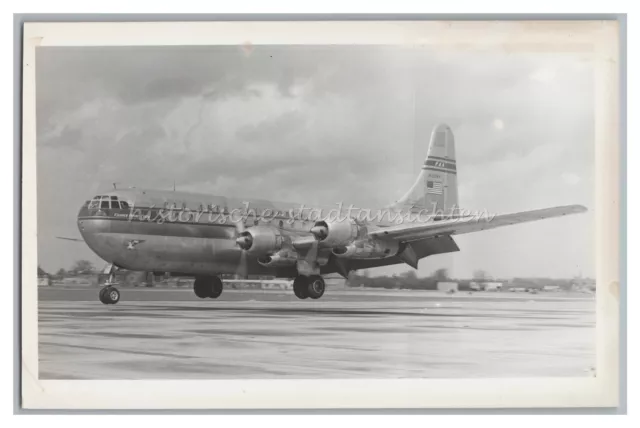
[194, 276, 224, 299]
[98, 287, 108, 304]
[193, 277, 210, 298]
[102, 286, 120, 304]
[293, 276, 309, 299]
[209, 277, 223, 299]
[307, 275, 325, 300]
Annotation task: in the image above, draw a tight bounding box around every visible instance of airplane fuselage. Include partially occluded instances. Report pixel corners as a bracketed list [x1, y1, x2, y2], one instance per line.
[77, 188, 416, 278]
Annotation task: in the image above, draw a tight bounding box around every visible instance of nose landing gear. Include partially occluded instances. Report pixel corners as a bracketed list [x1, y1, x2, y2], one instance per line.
[99, 264, 121, 305]
[99, 286, 120, 304]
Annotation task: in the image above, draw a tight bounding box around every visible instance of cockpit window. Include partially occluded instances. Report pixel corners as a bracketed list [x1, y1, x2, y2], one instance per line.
[119, 201, 129, 209]
[90, 195, 120, 209]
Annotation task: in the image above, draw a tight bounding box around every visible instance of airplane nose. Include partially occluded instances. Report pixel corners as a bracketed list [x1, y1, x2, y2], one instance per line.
[77, 201, 91, 232]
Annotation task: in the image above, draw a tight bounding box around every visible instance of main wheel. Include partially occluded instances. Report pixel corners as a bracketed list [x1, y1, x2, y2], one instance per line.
[193, 277, 210, 298]
[307, 275, 325, 300]
[193, 276, 223, 299]
[293, 276, 309, 299]
[100, 286, 120, 305]
[209, 276, 223, 299]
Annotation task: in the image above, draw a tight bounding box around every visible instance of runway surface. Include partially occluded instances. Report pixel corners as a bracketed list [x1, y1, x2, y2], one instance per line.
[38, 286, 596, 379]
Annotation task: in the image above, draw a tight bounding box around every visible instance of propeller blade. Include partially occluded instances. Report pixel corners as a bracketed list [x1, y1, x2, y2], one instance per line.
[236, 249, 248, 279]
[236, 219, 246, 234]
[233, 220, 250, 278]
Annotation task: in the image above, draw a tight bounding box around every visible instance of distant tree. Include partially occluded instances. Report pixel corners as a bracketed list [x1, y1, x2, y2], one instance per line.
[432, 268, 449, 281]
[71, 260, 94, 274]
[402, 270, 418, 280]
[55, 268, 66, 278]
[37, 265, 48, 277]
[473, 269, 488, 281]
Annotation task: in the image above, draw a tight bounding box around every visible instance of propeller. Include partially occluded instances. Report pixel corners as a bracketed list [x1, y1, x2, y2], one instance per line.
[310, 223, 328, 240]
[233, 220, 249, 279]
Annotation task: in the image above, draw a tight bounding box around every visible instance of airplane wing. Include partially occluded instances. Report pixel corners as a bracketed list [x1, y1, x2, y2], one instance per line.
[368, 205, 587, 242]
[56, 236, 84, 242]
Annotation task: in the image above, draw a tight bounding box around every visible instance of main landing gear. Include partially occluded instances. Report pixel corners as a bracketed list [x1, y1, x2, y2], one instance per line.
[99, 264, 120, 305]
[293, 275, 325, 300]
[193, 276, 224, 299]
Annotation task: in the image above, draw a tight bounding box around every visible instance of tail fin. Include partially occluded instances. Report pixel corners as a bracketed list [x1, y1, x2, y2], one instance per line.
[389, 124, 459, 216]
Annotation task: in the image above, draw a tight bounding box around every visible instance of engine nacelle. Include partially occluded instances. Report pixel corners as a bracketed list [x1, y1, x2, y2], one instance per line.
[257, 251, 298, 267]
[310, 218, 361, 247]
[332, 239, 400, 259]
[236, 226, 283, 256]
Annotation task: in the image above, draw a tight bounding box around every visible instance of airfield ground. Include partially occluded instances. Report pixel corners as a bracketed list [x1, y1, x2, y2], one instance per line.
[37, 286, 595, 379]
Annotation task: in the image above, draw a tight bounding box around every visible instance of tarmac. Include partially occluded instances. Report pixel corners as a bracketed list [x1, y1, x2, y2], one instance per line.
[38, 286, 596, 379]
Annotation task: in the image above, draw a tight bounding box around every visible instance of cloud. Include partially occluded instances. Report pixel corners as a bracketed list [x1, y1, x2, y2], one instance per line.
[561, 172, 582, 186]
[36, 46, 594, 278]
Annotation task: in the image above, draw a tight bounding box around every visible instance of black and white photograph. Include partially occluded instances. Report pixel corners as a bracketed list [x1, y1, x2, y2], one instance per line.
[20, 20, 621, 409]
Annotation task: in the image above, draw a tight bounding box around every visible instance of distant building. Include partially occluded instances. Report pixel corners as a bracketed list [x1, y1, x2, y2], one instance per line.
[437, 282, 458, 293]
[324, 277, 347, 289]
[37, 276, 51, 286]
[483, 282, 503, 291]
[542, 285, 561, 292]
[572, 277, 596, 292]
[260, 280, 293, 290]
[469, 281, 483, 291]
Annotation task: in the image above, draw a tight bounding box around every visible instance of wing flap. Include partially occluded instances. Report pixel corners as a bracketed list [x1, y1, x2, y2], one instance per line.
[369, 205, 587, 242]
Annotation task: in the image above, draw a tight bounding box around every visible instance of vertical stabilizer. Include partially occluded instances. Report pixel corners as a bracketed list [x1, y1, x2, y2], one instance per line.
[389, 124, 459, 216]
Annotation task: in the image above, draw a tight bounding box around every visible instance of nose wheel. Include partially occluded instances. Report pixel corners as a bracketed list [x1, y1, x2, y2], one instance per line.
[99, 286, 120, 305]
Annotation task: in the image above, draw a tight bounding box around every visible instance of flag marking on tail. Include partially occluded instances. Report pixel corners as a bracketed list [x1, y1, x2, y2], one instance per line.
[426, 181, 444, 195]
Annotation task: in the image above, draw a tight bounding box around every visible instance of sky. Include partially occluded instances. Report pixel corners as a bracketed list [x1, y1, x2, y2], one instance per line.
[36, 45, 595, 279]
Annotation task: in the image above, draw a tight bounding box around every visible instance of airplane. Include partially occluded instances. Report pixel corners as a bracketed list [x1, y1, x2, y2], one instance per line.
[74, 123, 587, 304]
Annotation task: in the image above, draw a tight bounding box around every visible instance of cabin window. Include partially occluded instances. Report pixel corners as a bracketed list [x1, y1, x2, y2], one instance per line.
[120, 201, 129, 209]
